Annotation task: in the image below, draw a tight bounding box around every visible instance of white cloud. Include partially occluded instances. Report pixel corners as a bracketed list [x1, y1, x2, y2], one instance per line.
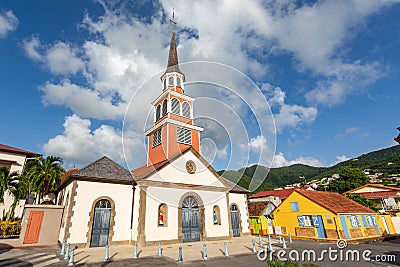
[331, 155, 349, 166]
[273, 152, 324, 168]
[22, 37, 85, 75]
[262, 84, 317, 132]
[0, 10, 18, 38]
[43, 114, 145, 167]
[336, 126, 359, 138]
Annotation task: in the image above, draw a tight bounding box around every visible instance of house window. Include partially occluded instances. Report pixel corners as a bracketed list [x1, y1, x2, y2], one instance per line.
[290, 202, 299, 212]
[177, 77, 181, 87]
[182, 102, 190, 118]
[171, 98, 180, 115]
[168, 76, 174, 86]
[153, 129, 162, 147]
[177, 127, 191, 145]
[156, 105, 161, 121]
[158, 203, 168, 226]
[303, 215, 312, 227]
[163, 79, 167, 89]
[349, 215, 361, 228]
[213, 205, 221, 225]
[162, 99, 167, 117]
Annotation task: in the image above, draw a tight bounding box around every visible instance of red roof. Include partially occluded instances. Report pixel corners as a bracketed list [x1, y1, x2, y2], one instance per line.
[0, 143, 40, 156]
[249, 188, 296, 199]
[295, 189, 376, 214]
[358, 191, 400, 199]
[344, 183, 400, 194]
[61, 168, 80, 183]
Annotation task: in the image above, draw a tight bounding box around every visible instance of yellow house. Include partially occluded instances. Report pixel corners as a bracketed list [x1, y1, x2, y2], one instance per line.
[272, 190, 395, 240]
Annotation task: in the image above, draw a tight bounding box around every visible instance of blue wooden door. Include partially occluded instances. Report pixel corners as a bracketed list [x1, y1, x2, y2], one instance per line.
[339, 215, 350, 239]
[182, 196, 200, 243]
[90, 199, 111, 247]
[230, 205, 240, 237]
[312, 215, 326, 238]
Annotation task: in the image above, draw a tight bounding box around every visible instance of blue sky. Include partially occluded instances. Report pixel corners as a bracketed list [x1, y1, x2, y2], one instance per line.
[0, 0, 399, 171]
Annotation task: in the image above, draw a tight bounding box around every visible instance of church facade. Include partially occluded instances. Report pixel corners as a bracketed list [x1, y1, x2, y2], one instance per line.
[56, 19, 250, 247]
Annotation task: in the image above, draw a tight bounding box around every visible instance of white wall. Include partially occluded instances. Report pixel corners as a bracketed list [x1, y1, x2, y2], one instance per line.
[67, 181, 134, 244]
[58, 182, 74, 243]
[148, 151, 226, 188]
[131, 187, 141, 241]
[143, 186, 230, 241]
[0, 151, 26, 173]
[229, 193, 250, 234]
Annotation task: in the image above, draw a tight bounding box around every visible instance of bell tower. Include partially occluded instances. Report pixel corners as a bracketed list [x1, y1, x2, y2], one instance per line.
[145, 12, 203, 166]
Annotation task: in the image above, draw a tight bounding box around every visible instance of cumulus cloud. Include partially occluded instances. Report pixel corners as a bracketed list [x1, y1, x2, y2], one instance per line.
[331, 155, 349, 166]
[43, 114, 145, 167]
[273, 152, 324, 168]
[0, 10, 18, 38]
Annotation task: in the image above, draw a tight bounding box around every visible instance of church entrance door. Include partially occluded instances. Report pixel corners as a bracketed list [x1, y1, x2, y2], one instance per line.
[90, 199, 111, 247]
[182, 196, 200, 242]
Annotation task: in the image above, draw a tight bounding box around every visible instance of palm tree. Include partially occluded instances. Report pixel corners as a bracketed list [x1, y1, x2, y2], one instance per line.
[26, 156, 65, 198]
[0, 167, 20, 205]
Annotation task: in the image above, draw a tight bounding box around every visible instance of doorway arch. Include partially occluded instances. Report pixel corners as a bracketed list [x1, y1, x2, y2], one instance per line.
[87, 197, 115, 247]
[178, 192, 205, 242]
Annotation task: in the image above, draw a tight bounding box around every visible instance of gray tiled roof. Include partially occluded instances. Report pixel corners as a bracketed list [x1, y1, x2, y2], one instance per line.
[222, 177, 249, 194]
[73, 156, 136, 184]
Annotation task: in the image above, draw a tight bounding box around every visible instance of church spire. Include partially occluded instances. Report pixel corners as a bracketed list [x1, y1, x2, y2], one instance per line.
[166, 9, 183, 75]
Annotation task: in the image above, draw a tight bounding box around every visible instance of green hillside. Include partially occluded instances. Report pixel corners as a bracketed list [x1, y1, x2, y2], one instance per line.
[219, 145, 400, 194]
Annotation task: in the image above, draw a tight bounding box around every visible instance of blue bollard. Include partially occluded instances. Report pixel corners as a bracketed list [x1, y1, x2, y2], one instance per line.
[259, 235, 262, 246]
[178, 246, 183, 264]
[68, 248, 75, 266]
[64, 243, 70, 260]
[104, 244, 109, 262]
[288, 234, 293, 243]
[279, 235, 282, 243]
[60, 240, 66, 255]
[282, 237, 287, 249]
[133, 242, 138, 259]
[268, 238, 272, 251]
[252, 240, 257, 253]
[268, 234, 271, 245]
[157, 241, 162, 256]
[224, 242, 229, 256]
[203, 244, 208, 260]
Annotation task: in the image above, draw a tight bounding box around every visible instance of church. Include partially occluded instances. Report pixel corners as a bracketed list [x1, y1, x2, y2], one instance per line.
[56, 17, 250, 248]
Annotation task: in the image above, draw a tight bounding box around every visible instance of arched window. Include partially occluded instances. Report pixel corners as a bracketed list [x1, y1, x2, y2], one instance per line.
[182, 102, 190, 118]
[177, 77, 181, 87]
[168, 76, 174, 86]
[156, 105, 161, 121]
[95, 199, 111, 209]
[171, 98, 180, 115]
[162, 99, 167, 117]
[158, 203, 168, 226]
[213, 205, 221, 225]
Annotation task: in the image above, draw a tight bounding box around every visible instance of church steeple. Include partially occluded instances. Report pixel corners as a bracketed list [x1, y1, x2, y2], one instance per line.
[145, 11, 203, 166]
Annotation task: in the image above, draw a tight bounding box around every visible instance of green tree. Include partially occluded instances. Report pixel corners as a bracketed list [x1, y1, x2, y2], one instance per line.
[328, 166, 369, 194]
[26, 156, 65, 196]
[344, 194, 378, 211]
[0, 167, 19, 204]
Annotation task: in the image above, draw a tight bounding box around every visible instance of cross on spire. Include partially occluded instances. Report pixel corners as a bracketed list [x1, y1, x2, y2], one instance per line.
[170, 9, 176, 32]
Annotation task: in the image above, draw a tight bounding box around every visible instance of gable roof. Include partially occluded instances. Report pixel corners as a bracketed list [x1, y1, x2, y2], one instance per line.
[249, 188, 296, 199]
[358, 191, 400, 199]
[59, 156, 135, 189]
[344, 184, 400, 194]
[295, 189, 376, 214]
[0, 143, 40, 156]
[131, 147, 237, 192]
[248, 201, 276, 216]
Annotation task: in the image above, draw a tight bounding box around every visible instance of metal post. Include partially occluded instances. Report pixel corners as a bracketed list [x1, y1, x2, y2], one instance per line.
[133, 242, 138, 259]
[288, 234, 293, 243]
[203, 244, 208, 260]
[268, 234, 271, 245]
[282, 237, 287, 249]
[60, 240, 66, 255]
[252, 240, 257, 253]
[64, 243, 70, 260]
[68, 248, 75, 266]
[157, 241, 162, 256]
[104, 244, 109, 262]
[224, 242, 229, 256]
[279, 235, 282, 243]
[268, 238, 272, 251]
[178, 246, 183, 264]
[258, 234, 262, 246]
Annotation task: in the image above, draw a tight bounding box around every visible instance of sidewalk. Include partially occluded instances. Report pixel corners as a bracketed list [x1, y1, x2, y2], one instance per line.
[70, 235, 284, 265]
